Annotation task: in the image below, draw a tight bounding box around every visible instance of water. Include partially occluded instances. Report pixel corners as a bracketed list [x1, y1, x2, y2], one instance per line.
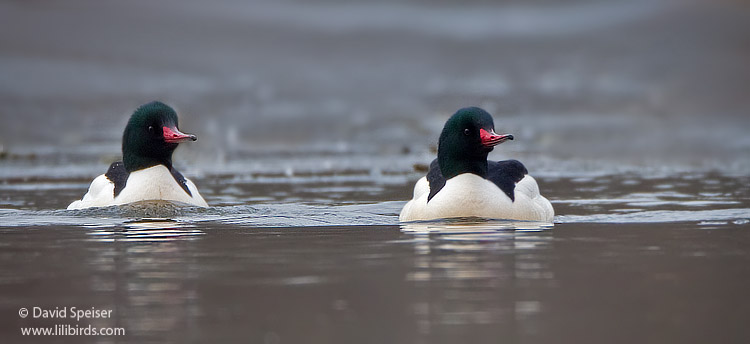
[2, 0, 750, 343]
[1, 168, 748, 343]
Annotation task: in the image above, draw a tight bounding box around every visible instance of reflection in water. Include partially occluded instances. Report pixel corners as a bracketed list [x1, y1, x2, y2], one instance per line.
[400, 219, 553, 236]
[86, 219, 204, 242]
[84, 220, 203, 341]
[400, 220, 554, 337]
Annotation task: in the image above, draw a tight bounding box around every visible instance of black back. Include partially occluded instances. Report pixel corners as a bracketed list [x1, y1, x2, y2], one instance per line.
[105, 161, 192, 198]
[426, 159, 527, 202]
[105, 161, 129, 197]
[426, 159, 446, 202]
[486, 160, 527, 201]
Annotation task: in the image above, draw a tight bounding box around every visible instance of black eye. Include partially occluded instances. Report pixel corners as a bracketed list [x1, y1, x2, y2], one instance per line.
[464, 128, 471, 136]
[148, 126, 155, 134]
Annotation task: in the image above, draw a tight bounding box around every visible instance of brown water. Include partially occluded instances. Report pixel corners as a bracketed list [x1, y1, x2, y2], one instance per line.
[2, 0, 750, 343]
[0, 220, 749, 344]
[1, 172, 749, 343]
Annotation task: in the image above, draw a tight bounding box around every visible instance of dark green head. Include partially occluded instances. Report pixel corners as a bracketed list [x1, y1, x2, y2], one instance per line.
[122, 101, 197, 172]
[437, 107, 513, 179]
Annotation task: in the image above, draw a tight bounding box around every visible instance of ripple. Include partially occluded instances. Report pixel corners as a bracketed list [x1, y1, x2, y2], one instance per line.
[557, 208, 750, 224]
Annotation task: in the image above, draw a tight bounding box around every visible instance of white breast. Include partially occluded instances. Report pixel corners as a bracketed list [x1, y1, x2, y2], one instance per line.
[399, 173, 553, 222]
[67, 165, 208, 209]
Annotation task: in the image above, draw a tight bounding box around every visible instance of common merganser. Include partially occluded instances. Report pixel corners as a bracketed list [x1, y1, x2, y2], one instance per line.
[399, 107, 553, 222]
[67, 101, 208, 209]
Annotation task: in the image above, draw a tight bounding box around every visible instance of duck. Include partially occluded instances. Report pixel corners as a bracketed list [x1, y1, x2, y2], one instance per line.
[399, 107, 553, 222]
[67, 101, 208, 209]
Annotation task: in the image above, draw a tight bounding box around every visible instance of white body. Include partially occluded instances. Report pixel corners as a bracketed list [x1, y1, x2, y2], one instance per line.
[67, 165, 208, 209]
[399, 173, 553, 222]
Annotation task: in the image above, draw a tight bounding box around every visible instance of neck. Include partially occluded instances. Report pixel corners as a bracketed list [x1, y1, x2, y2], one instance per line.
[123, 153, 172, 172]
[438, 152, 489, 180]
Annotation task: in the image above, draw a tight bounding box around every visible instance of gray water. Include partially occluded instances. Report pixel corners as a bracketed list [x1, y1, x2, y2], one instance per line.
[1, 0, 750, 343]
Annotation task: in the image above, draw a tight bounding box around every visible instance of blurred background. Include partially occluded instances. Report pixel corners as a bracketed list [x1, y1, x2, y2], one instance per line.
[1, 0, 749, 189]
